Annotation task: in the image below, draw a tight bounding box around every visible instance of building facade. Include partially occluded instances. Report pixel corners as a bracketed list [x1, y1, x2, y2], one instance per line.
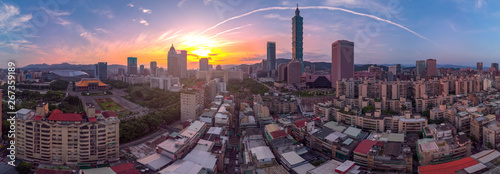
[292, 5, 303, 73]
[15, 103, 120, 165]
[127, 57, 137, 75]
[331, 40, 354, 85]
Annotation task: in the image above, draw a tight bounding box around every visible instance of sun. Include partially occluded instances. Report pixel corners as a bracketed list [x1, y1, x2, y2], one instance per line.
[191, 46, 212, 57]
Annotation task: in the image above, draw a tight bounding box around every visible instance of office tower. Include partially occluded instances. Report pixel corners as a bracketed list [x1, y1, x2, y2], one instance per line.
[248, 66, 253, 75]
[127, 57, 137, 75]
[216, 65, 222, 70]
[396, 64, 402, 74]
[118, 68, 125, 75]
[139, 65, 144, 75]
[477, 62, 483, 70]
[278, 63, 287, 82]
[94, 62, 107, 80]
[331, 40, 354, 86]
[150, 61, 157, 76]
[199, 58, 209, 71]
[492, 63, 499, 70]
[167, 44, 187, 78]
[168, 45, 180, 77]
[261, 59, 268, 71]
[416, 60, 426, 77]
[426, 59, 437, 77]
[179, 50, 187, 78]
[287, 61, 301, 84]
[292, 4, 303, 73]
[267, 42, 276, 74]
[15, 103, 120, 164]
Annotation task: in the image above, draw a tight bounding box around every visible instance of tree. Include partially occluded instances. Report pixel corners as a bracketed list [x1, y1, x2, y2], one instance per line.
[487, 142, 493, 149]
[15, 161, 33, 174]
[50, 80, 69, 90]
[361, 106, 376, 114]
[401, 104, 407, 111]
[422, 110, 430, 117]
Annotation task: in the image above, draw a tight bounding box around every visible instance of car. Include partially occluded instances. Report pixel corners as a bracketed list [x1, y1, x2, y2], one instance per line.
[235, 168, 239, 172]
[235, 160, 238, 165]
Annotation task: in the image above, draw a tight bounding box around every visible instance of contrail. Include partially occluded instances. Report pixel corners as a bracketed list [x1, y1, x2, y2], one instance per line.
[199, 6, 435, 44]
[208, 24, 252, 39]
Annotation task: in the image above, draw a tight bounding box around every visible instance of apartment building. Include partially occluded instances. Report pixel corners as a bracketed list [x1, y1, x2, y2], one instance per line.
[181, 87, 205, 121]
[157, 121, 207, 160]
[15, 103, 120, 165]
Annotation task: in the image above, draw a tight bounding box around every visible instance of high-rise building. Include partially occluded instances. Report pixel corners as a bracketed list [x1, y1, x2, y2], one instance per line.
[396, 64, 402, 74]
[179, 50, 187, 78]
[492, 63, 499, 70]
[150, 61, 157, 76]
[287, 61, 302, 84]
[388, 66, 397, 75]
[292, 4, 303, 73]
[477, 62, 483, 70]
[140, 65, 144, 75]
[127, 57, 137, 75]
[181, 89, 205, 121]
[278, 63, 287, 82]
[416, 60, 426, 77]
[15, 103, 120, 165]
[118, 68, 125, 75]
[199, 58, 209, 71]
[94, 62, 107, 80]
[267, 42, 276, 74]
[331, 40, 354, 86]
[168, 45, 180, 77]
[426, 59, 437, 77]
[261, 59, 268, 72]
[167, 44, 187, 78]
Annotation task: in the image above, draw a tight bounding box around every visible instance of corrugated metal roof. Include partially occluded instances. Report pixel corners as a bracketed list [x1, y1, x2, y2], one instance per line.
[281, 151, 305, 166]
[464, 163, 487, 173]
[137, 153, 172, 171]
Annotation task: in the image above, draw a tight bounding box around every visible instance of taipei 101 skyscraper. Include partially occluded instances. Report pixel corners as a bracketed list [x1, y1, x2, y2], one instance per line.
[292, 4, 303, 73]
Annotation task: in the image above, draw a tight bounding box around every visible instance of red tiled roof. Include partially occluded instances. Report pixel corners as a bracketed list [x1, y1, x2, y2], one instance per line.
[354, 140, 378, 154]
[96, 110, 102, 114]
[293, 119, 308, 128]
[34, 116, 43, 120]
[102, 111, 118, 118]
[88, 117, 97, 122]
[418, 157, 479, 174]
[36, 169, 72, 174]
[48, 110, 83, 122]
[270, 130, 288, 139]
[111, 163, 141, 174]
[375, 141, 385, 147]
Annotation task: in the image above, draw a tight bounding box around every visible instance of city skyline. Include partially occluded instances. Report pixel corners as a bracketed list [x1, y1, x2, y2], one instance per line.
[2, 1, 500, 69]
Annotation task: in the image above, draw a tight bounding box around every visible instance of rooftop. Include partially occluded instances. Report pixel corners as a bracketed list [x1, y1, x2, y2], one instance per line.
[307, 159, 343, 174]
[137, 153, 172, 171]
[47, 109, 83, 122]
[250, 146, 275, 161]
[418, 157, 478, 174]
[281, 151, 305, 166]
[158, 160, 203, 174]
[354, 140, 378, 154]
[343, 127, 361, 138]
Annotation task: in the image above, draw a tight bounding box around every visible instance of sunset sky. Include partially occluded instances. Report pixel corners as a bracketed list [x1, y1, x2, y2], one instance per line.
[1, 0, 500, 69]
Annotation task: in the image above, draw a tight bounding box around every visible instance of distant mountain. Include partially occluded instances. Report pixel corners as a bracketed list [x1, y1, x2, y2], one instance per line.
[22, 63, 126, 72]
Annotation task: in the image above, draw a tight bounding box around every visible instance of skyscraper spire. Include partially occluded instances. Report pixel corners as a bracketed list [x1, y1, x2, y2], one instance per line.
[295, 4, 300, 15]
[292, 3, 303, 73]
